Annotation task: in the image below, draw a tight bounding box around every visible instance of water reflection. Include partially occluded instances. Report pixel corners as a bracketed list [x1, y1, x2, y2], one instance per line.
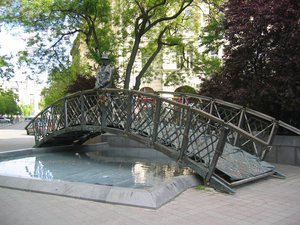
[0, 157, 54, 180]
[132, 163, 192, 187]
[0, 150, 193, 189]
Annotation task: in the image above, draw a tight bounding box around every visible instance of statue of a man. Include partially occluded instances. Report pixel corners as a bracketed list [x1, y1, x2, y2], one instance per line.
[95, 54, 112, 89]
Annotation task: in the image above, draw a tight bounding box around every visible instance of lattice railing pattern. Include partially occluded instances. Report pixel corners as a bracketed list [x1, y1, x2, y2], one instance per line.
[156, 101, 187, 150]
[185, 111, 221, 168]
[129, 93, 156, 138]
[158, 91, 300, 159]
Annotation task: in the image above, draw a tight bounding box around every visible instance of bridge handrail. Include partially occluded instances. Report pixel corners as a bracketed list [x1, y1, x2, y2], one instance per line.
[157, 91, 275, 119]
[25, 88, 300, 140]
[157, 91, 300, 136]
[25, 88, 300, 159]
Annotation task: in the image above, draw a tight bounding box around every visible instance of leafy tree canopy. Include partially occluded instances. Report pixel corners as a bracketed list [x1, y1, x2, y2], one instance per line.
[1, 0, 205, 91]
[0, 54, 14, 80]
[200, 0, 300, 127]
[2, 0, 225, 107]
[117, 0, 197, 89]
[20, 104, 33, 116]
[1, 0, 112, 75]
[0, 88, 20, 116]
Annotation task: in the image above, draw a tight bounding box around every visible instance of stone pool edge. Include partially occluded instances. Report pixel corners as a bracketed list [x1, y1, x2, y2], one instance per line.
[0, 174, 201, 209]
[0, 146, 202, 209]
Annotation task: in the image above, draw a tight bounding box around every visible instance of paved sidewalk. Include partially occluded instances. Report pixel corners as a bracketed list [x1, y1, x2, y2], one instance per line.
[0, 127, 35, 152]
[0, 128, 299, 225]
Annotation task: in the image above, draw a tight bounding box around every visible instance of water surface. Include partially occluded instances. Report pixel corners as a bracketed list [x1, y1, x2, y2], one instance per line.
[0, 150, 192, 189]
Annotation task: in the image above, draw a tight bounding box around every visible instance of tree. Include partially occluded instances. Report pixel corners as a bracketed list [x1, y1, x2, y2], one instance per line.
[39, 67, 73, 108]
[195, 0, 224, 77]
[20, 104, 33, 116]
[66, 75, 95, 93]
[0, 54, 14, 80]
[0, 1, 14, 80]
[2, 0, 200, 91]
[0, 88, 20, 116]
[200, 0, 300, 127]
[120, 0, 194, 89]
[1, 0, 112, 75]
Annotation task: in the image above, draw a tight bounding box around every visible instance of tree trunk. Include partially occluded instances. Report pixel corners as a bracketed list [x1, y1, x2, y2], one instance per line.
[133, 44, 163, 90]
[133, 27, 168, 90]
[124, 35, 142, 89]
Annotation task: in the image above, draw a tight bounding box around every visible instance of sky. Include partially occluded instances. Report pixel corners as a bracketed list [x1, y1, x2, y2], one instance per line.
[0, 27, 26, 56]
[0, 26, 47, 84]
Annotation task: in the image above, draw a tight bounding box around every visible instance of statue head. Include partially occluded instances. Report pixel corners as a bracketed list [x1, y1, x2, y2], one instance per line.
[101, 53, 110, 66]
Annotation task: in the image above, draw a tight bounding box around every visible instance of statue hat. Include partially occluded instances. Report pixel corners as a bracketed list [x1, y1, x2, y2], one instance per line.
[101, 53, 109, 59]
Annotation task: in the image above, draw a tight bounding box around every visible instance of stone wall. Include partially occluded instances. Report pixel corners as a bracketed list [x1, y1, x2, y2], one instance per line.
[86, 133, 300, 166]
[265, 135, 300, 166]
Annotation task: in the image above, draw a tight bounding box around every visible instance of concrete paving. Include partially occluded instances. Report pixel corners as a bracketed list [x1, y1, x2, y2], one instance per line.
[0, 123, 300, 225]
[0, 122, 35, 151]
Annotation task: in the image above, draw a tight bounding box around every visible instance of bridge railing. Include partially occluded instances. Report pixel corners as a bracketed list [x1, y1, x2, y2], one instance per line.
[25, 89, 300, 191]
[157, 91, 300, 159]
[26, 88, 300, 159]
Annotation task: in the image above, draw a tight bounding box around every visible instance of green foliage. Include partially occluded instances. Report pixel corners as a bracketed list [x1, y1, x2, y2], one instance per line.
[20, 104, 33, 116]
[195, 185, 206, 190]
[1, 0, 224, 95]
[121, 0, 196, 89]
[174, 85, 196, 94]
[195, 184, 213, 192]
[39, 67, 73, 107]
[0, 54, 14, 80]
[199, 0, 225, 53]
[193, 53, 222, 77]
[40, 82, 66, 108]
[164, 70, 186, 86]
[192, 0, 224, 77]
[1, 0, 113, 76]
[0, 88, 20, 115]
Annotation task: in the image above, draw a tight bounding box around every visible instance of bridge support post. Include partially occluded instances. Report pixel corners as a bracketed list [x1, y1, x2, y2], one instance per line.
[152, 97, 162, 143]
[233, 108, 245, 147]
[64, 98, 69, 128]
[80, 93, 86, 125]
[205, 126, 230, 184]
[125, 92, 133, 132]
[178, 107, 192, 161]
[261, 121, 278, 160]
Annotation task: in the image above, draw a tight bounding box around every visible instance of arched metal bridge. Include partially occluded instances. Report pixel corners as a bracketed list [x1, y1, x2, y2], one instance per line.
[25, 89, 300, 193]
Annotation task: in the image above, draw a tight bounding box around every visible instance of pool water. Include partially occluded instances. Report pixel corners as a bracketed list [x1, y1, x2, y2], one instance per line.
[0, 149, 193, 189]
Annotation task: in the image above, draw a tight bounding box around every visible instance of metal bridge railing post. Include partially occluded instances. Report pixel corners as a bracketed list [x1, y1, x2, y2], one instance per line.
[234, 108, 245, 146]
[261, 121, 279, 160]
[64, 98, 69, 128]
[205, 126, 230, 184]
[178, 107, 192, 161]
[80, 92, 86, 125]
[152, 97, 162, 143]
[125, 92, 133, 132]
[100, 96, 107, 129]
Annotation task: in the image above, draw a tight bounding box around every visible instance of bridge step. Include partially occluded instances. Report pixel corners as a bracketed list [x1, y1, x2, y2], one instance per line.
[215, 143, 276, 183]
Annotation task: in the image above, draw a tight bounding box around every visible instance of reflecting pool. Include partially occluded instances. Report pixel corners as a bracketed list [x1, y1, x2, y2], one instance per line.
[0, 149, 193, 189]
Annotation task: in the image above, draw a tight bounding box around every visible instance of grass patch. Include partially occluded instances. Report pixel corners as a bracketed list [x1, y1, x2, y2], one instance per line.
[195, 185, 214, 192]
[195, 185, 207, 191]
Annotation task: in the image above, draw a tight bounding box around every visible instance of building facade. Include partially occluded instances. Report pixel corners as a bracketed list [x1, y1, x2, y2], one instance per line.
[1, 76, 42, 116]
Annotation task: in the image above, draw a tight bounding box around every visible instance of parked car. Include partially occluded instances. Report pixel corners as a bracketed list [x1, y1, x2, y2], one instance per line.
[0, 116, 10, 123]
[25, 116, 34, 121]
